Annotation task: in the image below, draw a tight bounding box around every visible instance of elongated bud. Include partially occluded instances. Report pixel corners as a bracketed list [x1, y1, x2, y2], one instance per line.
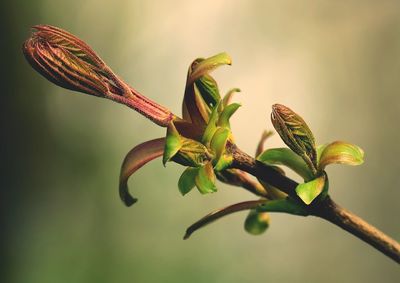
[23, 25, 174, 126]
[271, 104, 317, 173]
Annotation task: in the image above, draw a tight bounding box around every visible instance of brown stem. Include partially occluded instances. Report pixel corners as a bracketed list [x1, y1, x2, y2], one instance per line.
[230, 144, 400, 263]
[310, 197, 400, 263]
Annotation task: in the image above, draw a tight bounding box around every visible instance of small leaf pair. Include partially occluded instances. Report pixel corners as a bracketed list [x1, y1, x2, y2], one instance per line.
[260, 104, 364, 205]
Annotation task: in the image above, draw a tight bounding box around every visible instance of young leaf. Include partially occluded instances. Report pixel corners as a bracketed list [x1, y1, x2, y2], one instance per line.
[119, 138, 165, 206]
[182, 53, 231, 125]
[210, 128, 230, 160]
[255, 130, 274, 157]
[182, 84, 211, 126]
[318, 141, 364, 170]
[195, 162, 217, 194]
[256, 198, 308, 216]
[188, 52, 232, 85]
[222, 88, 241, 107]
[217, 103, 241, 128]
[244, 209, 270, 235]
[178, 167, 199, 196]
[172, 138, 211, 167]
[202, 103, 220, 145]
[295, 174, 326, 205]
[195, 74, 220, 109]
[271, 104, 317, 173]
[184, 199, 268, 239]
[163, 122, 182, 165]
[257, 148, 314, 181]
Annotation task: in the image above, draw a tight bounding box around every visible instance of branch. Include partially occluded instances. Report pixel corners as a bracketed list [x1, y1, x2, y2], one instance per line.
[230, 145, 400, 263]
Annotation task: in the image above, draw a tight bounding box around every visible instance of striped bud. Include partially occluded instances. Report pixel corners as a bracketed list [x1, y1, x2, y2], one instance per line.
[271, 104, 317, 174]
[23, 25, 173, 126]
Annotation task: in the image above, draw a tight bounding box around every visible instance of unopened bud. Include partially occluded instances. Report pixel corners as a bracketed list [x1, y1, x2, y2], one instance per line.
[271, 104, 317, 173]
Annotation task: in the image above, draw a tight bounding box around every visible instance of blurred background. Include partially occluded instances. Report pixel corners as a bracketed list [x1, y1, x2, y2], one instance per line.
[2, 0, 400, 282]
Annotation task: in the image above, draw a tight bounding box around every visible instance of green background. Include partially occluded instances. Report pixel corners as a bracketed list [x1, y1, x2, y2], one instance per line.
[2, 0, 400, 282]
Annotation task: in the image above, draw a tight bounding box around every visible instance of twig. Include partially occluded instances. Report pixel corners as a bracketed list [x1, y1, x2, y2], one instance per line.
[230, 144, 400, 263]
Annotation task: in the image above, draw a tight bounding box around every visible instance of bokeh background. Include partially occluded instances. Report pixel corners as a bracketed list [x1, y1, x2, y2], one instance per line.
[2, 1, 400, 282]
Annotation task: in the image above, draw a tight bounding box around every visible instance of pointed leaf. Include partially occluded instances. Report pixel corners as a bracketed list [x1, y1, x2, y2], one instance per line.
[182, 84, 211, 126]
[195, 162, 217, 194]
[201, 103, 220, 145]
[256, 198, 308, 216]
[257, 148, 314, 181]
[163, 122, 182, 165]
[119, 138, 165, 206]
[210, 127, 230, 160]
[188, 52, 232, 84]
[295, 174, 326, 205]
[218, 103, 241, 128]
[178, 167, 199, 196]
[255, 130, 274, 157]
[210, 127, 233, 171]
[318, 141, 364, 170]
[172, 138, 211, 167]
[213, 154, 234, 171]
[244, 209, 270, 235]
[222, 88, 241, 107]
[184, 199, 267, 239]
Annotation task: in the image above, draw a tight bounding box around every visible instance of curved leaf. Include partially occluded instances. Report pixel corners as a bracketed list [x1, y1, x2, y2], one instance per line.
[319, 141, 364, 170]
[257, 148, 314, 181]
[244, 209, 270, 235]
[202, 103, 220, 145]
[195, 74, 220, 109]
[218, 103, 241, 128]
[178, 167, 199, 196]
[119, 138, 165, 206]
[195, 162, 217, 194]
[255, 130, 274, 157]
[210, 127, 230, 160]
[295, 174, 327, 205]
[256, 198, 308, 216]
[188, 52, 232, 85]
[184, 199, 267, 239]
[163, 122, 182, 165]
[222, 88, 241, 107]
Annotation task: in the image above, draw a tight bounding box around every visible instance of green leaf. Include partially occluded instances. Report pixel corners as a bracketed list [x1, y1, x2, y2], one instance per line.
[172, 138, 211, 167]
[119, 138, 165, 206]
[257, 148, 314, 181]
[271, 104, 317, 173]
[202, 103, 220, 145]
[188, 52, 232, 84]
[163, 122, 182, 165]
[195, 74, 220, 109]
[256, 198, 308, 216]
[318, 141, 364, 170]
[210, 127, 233, 171]
[178, 167, 199, 196]
[295, 174, 326, 205]
[244, 209, 270, 235]
[218, 103, 241, 128]
[210, 128, 230, 159]
[213, 154, 234, 171]
[195, 162, 217, 194]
